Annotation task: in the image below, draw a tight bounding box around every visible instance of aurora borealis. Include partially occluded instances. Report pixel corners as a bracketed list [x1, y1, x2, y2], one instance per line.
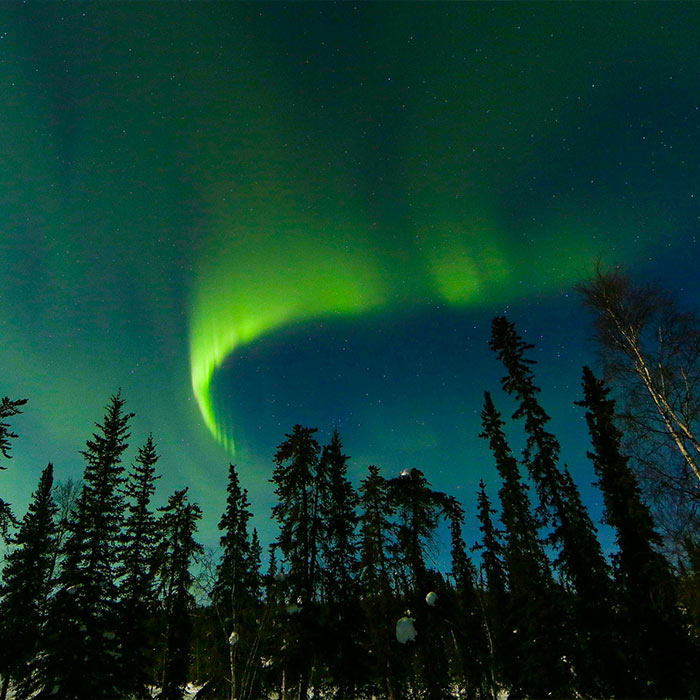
[3, 3, 700, 550]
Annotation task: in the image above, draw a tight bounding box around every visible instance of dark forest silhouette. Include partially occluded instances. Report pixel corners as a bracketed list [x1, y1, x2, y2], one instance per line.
[1, 272, 700, 700]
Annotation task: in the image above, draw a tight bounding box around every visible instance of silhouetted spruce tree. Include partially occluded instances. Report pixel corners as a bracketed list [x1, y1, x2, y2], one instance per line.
[357, 465, 406, 700]
[0, 396, 27, 541]
[249, 529, 262, 594]
[317, 430, 366, 700]
[579, 366, 698, 697]
[47, 478, 81, 586]
[480, 392, 572, 699]
[117, 434, 161, 698]
[35, 392, 132, 700]
[270, 425, 322, 700]
[473, 481, 509, 697]
[209, 463, 262, 700]
[444, 499, 493, 700]
[387, 469, 452, 700]
[257, 545, 285, 696]
[489, 317, 616, 695]
[0, 463, 57, 700]
[156, 488, 203, 700]
[474, 480, 506, 602]
[0, 396, 27, 465]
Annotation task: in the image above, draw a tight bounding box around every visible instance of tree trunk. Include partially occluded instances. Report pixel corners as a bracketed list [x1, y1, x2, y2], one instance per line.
[614, 315, 700, 486]
[299, 673, 309, 700]
[229, 642, 236, 700]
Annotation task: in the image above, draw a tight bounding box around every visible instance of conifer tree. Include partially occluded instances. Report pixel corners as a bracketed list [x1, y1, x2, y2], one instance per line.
[270, 425, 322, 700]
[118, 434, 161, 698]
[480, 392, 572, 699]
[387, 469, 452, 700]
[474, 481, 506, 601]
[0, 396, 27, 541]
[357, 465, 406, 700]
[480, 393, 552, 590]
[0, 463, 57, 700]
[156, 488, 203, 700]
[318, 430, 365, 699]
[248, 529, 262, 598]
[358, 466, 394, 602]
[258, 544, 285, 696]
[0, 396, 27, 465]
[489, 317, 616, 694]
[48, 478, 81, 586]
[579, 366, 698, 697]
[36, 392, 132, 700]
[387, 469, 451, 590]
[245, 527, 264, 689]
[210, 463, 262, 700]
[444, 500, 492, 700]
[473, 480, 508, 696]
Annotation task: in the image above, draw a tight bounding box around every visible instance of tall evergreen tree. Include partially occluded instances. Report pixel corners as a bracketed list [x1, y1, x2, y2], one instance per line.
[257, 544, 286, 697]
[0, 396, 27, 541]
[118, 435, 161, 698]
[444, 499, 493, 700]
[48, 478, 81, 587]
[480, 393, 552, 591]
[0, 463, 57, 700]
[246, 527, 264, 690]
[357, 466, 394, 604]
[489, 317, 616, 695]
[480, 392, 572, 699]
[317, 430, 365, 700]
[579, 366, 698, 697]
[270, 425, 322, 700]
[387, 469, 451, 591]
[209, 463, 262, 700]
[474, 481, 506, 602]
[473, 480, 509, 698]
[156, 488, 203, 700]
[387, 469, 452, 700]
[36, 392, 132, 700]
[357, 465, 406, 700]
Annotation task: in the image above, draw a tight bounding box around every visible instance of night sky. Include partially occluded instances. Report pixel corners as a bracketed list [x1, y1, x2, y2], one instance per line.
[3, 3, 700, 557]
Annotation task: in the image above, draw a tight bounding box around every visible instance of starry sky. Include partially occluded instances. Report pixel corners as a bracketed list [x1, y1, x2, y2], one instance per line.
[2, 3, 700, 557]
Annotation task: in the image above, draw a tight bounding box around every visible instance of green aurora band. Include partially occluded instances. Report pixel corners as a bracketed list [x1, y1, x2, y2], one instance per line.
[188, 211, 627, 454]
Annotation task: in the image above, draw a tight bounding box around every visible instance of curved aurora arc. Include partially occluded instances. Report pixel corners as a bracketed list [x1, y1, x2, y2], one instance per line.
[173, 2, 687, 456]
[188, 210, 615, 455]
[188, 221, 392, 453]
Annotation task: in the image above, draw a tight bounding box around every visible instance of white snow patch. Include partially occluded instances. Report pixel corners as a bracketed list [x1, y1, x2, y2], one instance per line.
[396, 616, 417, 643]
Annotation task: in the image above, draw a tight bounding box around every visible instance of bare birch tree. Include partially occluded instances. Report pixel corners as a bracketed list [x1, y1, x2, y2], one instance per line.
[577, 263, 700, 553]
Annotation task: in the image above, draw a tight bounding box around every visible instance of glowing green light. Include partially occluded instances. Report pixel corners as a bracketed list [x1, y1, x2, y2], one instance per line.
[189, 221, 390, 453]
[188, 204, 642, 454]
[425, 220, 511, 304]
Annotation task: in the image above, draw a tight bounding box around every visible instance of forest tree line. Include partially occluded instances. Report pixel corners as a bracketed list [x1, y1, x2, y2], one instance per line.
[1, 268, 700, 700]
